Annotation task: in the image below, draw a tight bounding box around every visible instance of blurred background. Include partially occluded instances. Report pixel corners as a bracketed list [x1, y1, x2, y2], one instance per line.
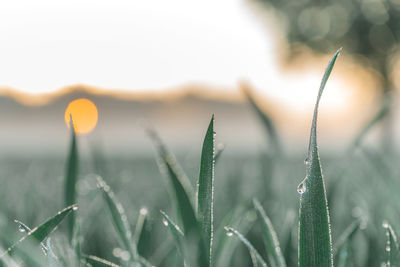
[1, 0, 400, 266]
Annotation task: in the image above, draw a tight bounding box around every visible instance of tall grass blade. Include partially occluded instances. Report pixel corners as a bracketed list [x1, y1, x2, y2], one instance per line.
[351, 95, 391, 149]
[298, 48, 341, 267]
[84, 255, 121, 267]
[383, 221, 400, 266]
[2, 205, 77, 256]
[224, 226, 267, 267]
[65, 116, 79, 243]
[241, 82, 281, 155]
[253, 199, 286, 267]
[197, 115, 215, 264]
[97, 176, 137, 260]
[148, 129, 198, 234]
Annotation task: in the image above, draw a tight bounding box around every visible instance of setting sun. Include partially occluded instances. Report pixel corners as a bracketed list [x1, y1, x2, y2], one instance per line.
[65, 98, 98, 135]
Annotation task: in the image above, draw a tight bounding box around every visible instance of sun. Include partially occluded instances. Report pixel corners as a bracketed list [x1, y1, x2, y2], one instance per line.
[65, 98, 98, 135]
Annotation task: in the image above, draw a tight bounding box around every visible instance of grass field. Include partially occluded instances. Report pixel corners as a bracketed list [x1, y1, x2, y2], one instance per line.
[0, 49, 398, 267]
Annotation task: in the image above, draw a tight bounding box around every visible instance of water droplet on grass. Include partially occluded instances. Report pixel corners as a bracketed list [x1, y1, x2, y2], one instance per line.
[18, 225, 26, 233]
[162, 218, 169, 226]
[297, 181, 307, 194]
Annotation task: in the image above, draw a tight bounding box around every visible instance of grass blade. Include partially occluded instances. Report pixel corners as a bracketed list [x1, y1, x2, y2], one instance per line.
[350, 95, 391, 149]
[135, 208, 149, 256]
[298, 48, 341, 267]
[148, 129, 198, 235]
[253, 199, 286, 267]
[224, 226, 267, 267]
[160, 211, 184, 255]
[65, 116, 79, 243]
[197, 115, 215, 264]
[241, 81, 282, 155]
[84, 255, 121, 267]
[383, 221, 400, 266]
[2, 205, 77, 256]
[97, 176, 137, 260]
[333, 220, 361, 256]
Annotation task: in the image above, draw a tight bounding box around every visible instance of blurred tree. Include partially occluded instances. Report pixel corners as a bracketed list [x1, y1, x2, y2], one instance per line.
[252, 0, 400, 149]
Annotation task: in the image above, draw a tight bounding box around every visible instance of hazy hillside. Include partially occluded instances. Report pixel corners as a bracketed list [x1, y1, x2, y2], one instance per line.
[0, 87, 269, 155]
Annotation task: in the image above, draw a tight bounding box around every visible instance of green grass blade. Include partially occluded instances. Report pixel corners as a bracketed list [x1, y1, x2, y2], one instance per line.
[333, 220, 361, 256]
[224, 226, 267, 267]
[383, 222, 400, 266]
[350, 95, 391, 149]
[160, 211, 184, 253]
[253, 199, 286, 267]
[65, 116, 79, 243]
[14, 220, 48, 254]
[2, 205, 77, 256]
[148, 129, 198, 235]
[298, 48, 341, 267]
[135, 208, 149, 254]
[84, 255, 121, 267]
[197, 115, 215, 264]
[97, 176, 137, 260]
[241, 82, 282, 155]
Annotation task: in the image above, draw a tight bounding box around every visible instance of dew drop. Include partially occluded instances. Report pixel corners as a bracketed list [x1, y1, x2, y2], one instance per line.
[226, 231, 233, 237]
[304, 157, 311, 166]
[382, 221, 389, 229]
[297, 181, 307, 194]
[386, 245, 391, 252]
[72, 205, 78, 211]
[162, 218, 169, 226]
[140, 208, 148, 216]
[18, 225, 26, 233]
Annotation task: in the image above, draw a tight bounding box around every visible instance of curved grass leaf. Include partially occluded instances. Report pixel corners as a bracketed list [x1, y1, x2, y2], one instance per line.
[383, 222, 400, 266]
[84, 255, 121, 267]
[197, 115, 215, 264]
[350, 95, 391, 149]
[241, 82, 282, 155]
[2, 205, 77, 256]
[97, 176, 137, 260]
[298, 48, 341, 267]
[224, 226, 267, 267]
[148, 128, 208, 267]
[65, 116, 79, 243]
[147, 129, 198, 234]
[253, 199, 286, 267]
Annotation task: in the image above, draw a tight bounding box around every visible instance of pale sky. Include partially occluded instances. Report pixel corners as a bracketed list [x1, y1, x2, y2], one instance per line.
[0, 0, 351, 110]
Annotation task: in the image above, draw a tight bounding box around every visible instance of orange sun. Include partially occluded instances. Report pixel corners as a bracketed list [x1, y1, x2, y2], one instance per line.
[65, 98, 98, 135]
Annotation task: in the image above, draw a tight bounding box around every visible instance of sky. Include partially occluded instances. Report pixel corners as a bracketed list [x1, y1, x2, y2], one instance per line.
[0, 0, 353, 111]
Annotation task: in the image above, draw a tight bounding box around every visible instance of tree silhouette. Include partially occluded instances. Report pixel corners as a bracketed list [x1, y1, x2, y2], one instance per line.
[253, 0, 399, 149]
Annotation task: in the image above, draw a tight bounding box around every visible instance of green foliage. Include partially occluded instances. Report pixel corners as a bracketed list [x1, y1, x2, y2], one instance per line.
[2, 49, 400, 267]
[253, 199, 286, 267]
